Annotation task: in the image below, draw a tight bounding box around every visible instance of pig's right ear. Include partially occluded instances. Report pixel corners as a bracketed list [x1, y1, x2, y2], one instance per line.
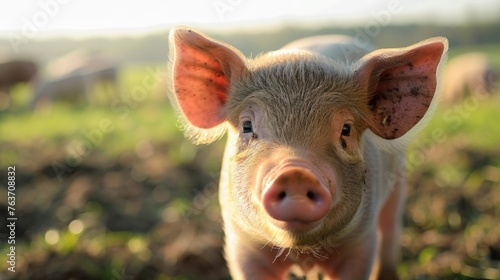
[168, 26, 248, 143]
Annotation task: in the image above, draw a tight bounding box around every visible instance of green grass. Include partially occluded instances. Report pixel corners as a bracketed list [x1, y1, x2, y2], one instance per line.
[420, 95, 500, 151]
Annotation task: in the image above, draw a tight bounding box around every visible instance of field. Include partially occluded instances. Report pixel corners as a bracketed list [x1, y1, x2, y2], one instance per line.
[1, 44, 500, 280]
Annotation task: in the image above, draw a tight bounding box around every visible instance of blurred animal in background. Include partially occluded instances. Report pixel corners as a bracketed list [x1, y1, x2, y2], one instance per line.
[441, 52, 498, 104]
[0, 59, 38, 109]
[31, 73, 91, 108]
[46, 49, 112, 77]
[32, 50, 120, 110]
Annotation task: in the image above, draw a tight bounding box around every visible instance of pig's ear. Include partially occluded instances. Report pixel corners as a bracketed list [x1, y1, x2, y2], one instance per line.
[356, 37, 448, 141]
[168, 26, 248, 143]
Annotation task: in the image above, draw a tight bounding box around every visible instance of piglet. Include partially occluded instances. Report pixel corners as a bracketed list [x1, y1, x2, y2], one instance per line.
[167, 26, 448, 280]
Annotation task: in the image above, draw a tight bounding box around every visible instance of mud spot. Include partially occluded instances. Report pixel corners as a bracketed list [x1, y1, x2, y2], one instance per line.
[383, 72, 392, 79]
[410, 86, 420, 96]
[388, 87, 399, 93]
[392, 128, 399, 136]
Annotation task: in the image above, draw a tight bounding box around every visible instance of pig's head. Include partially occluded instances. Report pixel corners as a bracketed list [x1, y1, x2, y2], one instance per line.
[168, 27, 447, 249]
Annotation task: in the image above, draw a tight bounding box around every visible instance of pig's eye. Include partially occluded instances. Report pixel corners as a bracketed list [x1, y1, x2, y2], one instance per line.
[341, 124, 351, 137]
[340, 123, 351, 149]
[242, 120, 253, 133]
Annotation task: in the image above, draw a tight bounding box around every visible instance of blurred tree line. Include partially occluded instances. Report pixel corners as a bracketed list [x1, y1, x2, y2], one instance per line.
[0, 20, 499, 68]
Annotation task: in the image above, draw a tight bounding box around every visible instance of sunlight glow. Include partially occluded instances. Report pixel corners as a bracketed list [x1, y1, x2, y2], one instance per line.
[69, 219, 85, 234]
[45, 229, 60, 245]
[0, 0, 498, 37]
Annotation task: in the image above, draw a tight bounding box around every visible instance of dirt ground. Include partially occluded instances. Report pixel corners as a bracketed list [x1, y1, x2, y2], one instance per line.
[1, 138, 499, 279]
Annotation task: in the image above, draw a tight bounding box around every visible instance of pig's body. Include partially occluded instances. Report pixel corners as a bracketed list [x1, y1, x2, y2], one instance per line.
[168, 27, 448, 279]
[281, 34, 375, 64]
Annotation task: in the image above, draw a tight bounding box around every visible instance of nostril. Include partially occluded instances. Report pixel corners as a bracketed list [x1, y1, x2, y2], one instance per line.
[278, 191, 286, 200]
[306, 191, 316, 200]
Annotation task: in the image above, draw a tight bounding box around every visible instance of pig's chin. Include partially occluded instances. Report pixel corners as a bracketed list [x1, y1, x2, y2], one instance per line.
[265, 230, 330, 250]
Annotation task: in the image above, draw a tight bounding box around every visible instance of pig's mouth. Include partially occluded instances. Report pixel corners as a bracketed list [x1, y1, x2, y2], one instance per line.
[271, 219, 323, 232]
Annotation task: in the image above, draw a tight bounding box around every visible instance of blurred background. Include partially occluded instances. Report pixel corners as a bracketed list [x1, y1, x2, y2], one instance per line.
[0, 0, 499, 279]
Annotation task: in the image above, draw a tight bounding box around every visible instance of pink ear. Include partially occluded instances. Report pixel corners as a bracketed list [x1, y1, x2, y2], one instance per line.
[170, 27, 247, 129]
[357, 37, 448, 139]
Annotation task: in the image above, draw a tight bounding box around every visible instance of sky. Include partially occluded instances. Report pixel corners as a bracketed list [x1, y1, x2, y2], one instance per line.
[0, 0, 499, 38]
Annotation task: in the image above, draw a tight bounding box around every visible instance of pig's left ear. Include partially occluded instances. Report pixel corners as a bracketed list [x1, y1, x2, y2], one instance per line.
[168, 26, 248, 143]
[355, 37, 448, 140]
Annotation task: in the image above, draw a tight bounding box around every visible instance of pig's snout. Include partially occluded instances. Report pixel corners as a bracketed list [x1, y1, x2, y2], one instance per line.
[262, 167, 331, 229]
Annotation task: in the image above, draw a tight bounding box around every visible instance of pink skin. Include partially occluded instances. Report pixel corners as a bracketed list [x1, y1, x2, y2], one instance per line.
[168, 27, 448, 280]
